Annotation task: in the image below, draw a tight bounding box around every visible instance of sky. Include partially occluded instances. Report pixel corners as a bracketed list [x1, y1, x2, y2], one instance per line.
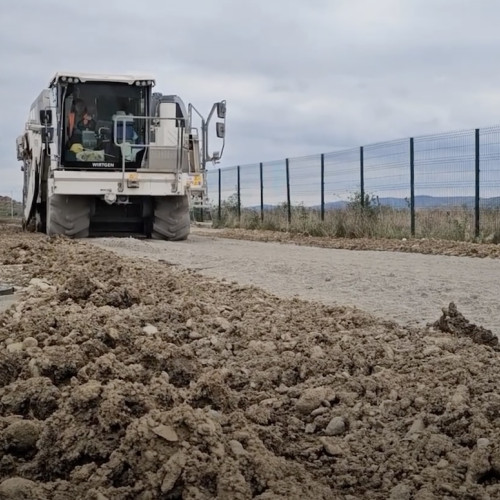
[2, 0, 500, 202]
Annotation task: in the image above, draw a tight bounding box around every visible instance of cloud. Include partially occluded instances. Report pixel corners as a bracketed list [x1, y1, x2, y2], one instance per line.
[1, 0, 500, 201]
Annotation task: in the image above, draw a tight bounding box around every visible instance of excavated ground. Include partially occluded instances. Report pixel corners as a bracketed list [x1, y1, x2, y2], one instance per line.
[196, 228, 500, 259]
[1, 223, 500, 499]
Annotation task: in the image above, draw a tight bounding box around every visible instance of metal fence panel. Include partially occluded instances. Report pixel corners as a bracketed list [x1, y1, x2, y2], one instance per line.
[363, 139, 412, 236]
[479, 126, 500, 238]
[413, 129, 476, 239]
[261, 160, 287, 207]
[288, 154, 321, 208]
[364, 139, 410, 206]
[239, 163, 260, 209]
[219, 165, 238, 204]
[323, 148, 360, 208]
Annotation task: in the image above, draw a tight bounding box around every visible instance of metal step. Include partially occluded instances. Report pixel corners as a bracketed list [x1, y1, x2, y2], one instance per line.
[190, 203, 212, 222]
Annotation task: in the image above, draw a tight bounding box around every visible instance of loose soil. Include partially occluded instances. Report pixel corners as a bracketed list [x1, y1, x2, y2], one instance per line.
[91, 229, 500, 333]
[1, 223, 500, 499]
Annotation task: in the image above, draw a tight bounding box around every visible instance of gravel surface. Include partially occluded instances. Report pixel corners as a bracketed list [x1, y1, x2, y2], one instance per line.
[1, 224, 500, 499]
[89, 229, 500, 334]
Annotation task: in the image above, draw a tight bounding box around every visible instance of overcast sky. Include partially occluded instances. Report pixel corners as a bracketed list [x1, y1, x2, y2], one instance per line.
[1, 0, 500, 200]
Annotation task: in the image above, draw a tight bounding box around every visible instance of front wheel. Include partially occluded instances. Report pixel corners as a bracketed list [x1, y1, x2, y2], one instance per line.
[151, 195, 190, 241]
[46, 194, 90, 238]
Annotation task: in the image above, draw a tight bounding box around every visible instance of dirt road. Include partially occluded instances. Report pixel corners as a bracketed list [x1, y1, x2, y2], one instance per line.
[89, 229, 500, 334]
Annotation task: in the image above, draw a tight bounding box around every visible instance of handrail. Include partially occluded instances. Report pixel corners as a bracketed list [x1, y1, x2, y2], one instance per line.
[112, 114, 188, 192]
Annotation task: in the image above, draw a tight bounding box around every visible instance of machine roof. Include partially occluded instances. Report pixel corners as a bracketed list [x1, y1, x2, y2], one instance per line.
[49, 72, 156, 87]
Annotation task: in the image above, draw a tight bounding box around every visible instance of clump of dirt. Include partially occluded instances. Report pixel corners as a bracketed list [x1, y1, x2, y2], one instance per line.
[434, 302, 499, 348]
[58, 274, 140, 309]
[1, 226, 500, 499]
[1, 419, 41, 455]
[58, 274, 97, 301]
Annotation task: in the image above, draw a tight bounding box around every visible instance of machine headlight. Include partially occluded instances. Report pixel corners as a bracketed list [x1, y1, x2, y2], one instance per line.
[134, 80, 154, 86]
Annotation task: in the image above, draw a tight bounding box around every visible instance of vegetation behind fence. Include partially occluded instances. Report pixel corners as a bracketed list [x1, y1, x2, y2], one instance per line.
[0, 195, 22, 218]
[206, 126, 500, 242]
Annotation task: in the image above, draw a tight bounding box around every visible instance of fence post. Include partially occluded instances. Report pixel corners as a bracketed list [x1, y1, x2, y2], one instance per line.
[410, 137, 415, 236]
[321, 154, 325, 221]
[260, 162, 264, 222]
[237, 165, 241, 223]
[286, 158, 291, 224]
[475, 128, 480, 238]
[218, 168, 221, 221]
[360, 146, 365, 207]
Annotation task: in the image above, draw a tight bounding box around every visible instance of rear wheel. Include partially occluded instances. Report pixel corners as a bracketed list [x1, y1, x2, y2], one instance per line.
[46, 194, 90, 238]
[152, 195, 190, 241]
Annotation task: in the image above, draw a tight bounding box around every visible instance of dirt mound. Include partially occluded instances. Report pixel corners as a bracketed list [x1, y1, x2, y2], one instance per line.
[0, 230, 500, 499]
[433, 302, 499, 348]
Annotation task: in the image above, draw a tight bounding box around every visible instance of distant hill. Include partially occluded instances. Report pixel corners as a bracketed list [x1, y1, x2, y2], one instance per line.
[0, 196, 23, 217]
[243, 196, 500, 211]
[322, 195, 500, 210]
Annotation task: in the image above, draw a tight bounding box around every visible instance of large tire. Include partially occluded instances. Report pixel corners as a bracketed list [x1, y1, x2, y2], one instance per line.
[46, 195, 90, 238]
[152, 195, 190, 241]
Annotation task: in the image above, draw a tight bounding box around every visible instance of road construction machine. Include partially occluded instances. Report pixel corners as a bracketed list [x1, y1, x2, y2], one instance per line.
[16, 72, 226, 240]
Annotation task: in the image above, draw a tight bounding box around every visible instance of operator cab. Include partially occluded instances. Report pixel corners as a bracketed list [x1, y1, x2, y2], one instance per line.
[50, 73, 155, 170]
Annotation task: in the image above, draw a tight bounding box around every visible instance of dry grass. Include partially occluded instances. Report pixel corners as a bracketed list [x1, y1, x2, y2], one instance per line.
[415, 207, 500, 242]
[0, 197, 22, 219]
[212, 201, 500, 243]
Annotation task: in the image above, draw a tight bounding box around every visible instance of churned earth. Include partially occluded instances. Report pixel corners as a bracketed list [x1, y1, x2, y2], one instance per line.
[0, 223, 500, 499]
[90, 227, 500, 333]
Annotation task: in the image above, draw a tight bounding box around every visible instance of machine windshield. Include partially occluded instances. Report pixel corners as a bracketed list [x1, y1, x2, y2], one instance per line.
[61, 82, 148, 166]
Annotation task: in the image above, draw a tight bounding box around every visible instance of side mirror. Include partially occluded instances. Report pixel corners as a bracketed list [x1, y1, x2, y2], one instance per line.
[40, 109, 52, 125]
[217, 101, 226, 119]
[216, 122, 225, 138]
